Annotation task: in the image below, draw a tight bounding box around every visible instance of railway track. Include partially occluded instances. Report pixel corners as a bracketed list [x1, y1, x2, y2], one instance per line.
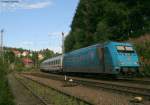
[22, 72, 150, 100]
[17, 73, 92, 105]
[116, 78, 150, 85]
[14, 74, 50, 105]
[22, 72, 150, 86]
[75, 79, 150, 98]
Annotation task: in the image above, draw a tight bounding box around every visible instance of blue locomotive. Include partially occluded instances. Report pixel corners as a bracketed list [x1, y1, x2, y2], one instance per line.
[40, 41, 140, 77]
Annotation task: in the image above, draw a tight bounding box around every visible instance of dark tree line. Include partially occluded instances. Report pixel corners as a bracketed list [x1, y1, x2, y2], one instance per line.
[65, 0, 150, 52]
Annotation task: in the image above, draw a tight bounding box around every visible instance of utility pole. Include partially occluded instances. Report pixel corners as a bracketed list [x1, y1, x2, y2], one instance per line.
[62, 32, 64, 55]
[48, 32, 65, 55]
[0, 29, 4, 63]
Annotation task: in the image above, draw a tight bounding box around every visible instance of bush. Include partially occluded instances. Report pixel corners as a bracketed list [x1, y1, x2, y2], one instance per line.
[0, 60, 15, 105]
[130, 35, 150, 77]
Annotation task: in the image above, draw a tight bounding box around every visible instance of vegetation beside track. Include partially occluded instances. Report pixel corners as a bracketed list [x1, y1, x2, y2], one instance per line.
[65, 0, 150, 52]
[18, 75, 91, 105]
[0, 60, 15, 105]
[24, 72, 150, 99]
[130, 35, 150, 76]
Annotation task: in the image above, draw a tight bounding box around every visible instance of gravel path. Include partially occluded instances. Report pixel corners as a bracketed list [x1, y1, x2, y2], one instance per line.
[22, 74, 150, 105]
[8, 74, 45, 105]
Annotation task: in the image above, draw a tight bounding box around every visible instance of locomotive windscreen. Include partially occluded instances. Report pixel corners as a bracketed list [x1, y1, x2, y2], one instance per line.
[116, 46, 134, 53]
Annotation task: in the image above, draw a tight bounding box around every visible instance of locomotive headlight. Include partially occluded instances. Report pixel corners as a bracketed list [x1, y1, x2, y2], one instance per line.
[134, 62, 138, 65]
[119, 61, 124, 65]
[121, 62, 124, 65]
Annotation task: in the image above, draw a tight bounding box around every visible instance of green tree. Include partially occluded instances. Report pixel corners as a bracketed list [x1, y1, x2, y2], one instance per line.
[65, 0, 150, 52]
[4, 50, 15, 63]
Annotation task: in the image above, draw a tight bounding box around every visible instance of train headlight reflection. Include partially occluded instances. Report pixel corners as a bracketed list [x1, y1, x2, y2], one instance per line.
[119, 61, 124, 65]
[134, 62, 138, 65]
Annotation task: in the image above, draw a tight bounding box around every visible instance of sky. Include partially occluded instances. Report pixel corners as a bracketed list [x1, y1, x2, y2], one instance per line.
[0, 0, 79, 53]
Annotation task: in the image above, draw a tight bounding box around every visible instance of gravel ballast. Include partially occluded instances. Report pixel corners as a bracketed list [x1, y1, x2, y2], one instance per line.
[22, 74, 150, 105]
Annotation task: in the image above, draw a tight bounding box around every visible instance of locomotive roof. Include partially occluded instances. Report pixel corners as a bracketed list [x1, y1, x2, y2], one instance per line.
[64, 41, 133, 55]
[104, 41, 133, 46]
[41, 41, 133, 64]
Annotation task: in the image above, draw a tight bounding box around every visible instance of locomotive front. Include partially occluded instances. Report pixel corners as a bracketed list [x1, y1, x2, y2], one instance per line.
[108, 42, 140, 76]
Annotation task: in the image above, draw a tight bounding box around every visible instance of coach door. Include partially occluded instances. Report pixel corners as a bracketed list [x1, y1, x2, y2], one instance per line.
[99, 47, 105, 72]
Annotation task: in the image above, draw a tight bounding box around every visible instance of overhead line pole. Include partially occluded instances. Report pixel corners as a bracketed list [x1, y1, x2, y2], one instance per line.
[62, 32, 64, 55]
[1, 29, 4, 63]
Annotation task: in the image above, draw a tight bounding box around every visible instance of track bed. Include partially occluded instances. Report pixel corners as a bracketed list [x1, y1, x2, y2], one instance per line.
[21, 72, 150, 105]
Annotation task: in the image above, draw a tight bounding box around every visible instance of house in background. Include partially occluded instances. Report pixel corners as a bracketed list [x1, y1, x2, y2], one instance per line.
[22, 51, 29, 57]
[12, 50, 21, 57]
[38, 53, 44, 60]
[22, 58, 33, 68]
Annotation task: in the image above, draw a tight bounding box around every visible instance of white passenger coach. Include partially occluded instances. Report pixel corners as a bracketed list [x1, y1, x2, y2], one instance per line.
[40, 55, 63, 72]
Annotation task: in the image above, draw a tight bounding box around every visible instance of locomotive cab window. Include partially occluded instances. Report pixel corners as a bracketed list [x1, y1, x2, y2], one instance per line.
[116, 46, 134, 53]
[116, 46, 125, 51]
[125, 46, 134, 53]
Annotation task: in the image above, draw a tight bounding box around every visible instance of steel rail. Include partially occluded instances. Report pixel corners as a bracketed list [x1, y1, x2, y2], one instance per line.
[22, 72, 150, 100]
[20, 74, 93, 105]
[117, 78, 150, 85]
[14, 74, 51, 105]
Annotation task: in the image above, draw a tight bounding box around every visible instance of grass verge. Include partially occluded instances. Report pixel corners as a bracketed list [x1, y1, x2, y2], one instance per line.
[0, 60, 15, 105]
[17, 75, 92, 105]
